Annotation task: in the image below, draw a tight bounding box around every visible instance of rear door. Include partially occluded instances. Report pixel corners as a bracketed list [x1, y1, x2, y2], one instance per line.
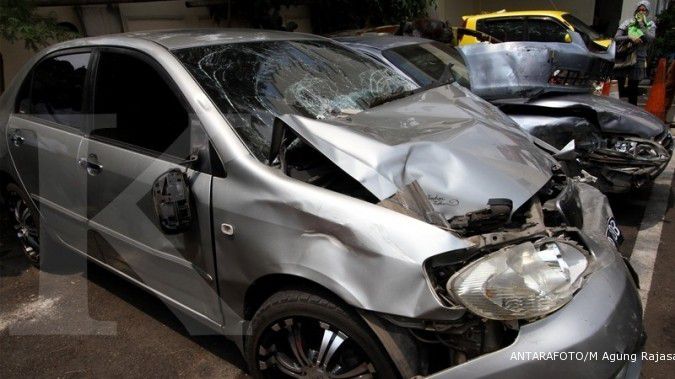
[85, 48, 222, 324]
[6, 50, 93, 255]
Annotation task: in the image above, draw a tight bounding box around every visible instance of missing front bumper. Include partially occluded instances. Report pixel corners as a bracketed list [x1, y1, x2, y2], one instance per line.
[580, 135, 673, 192]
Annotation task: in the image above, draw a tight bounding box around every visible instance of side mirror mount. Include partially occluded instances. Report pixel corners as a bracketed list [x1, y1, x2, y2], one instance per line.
[269, 117, 288, 166]
[564, 33, 573, 43]
[152, 169, 193, 234]
[554, 140, 578, 161]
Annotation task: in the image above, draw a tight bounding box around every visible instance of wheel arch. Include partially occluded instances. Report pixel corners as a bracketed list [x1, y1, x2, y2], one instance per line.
[243, 273, 353, 321]
[242, 273, 419, 378]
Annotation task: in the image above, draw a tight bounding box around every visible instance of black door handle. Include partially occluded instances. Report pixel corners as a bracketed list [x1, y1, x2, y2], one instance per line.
[9, 132, 25, 147]
[78, 154, 103, 176]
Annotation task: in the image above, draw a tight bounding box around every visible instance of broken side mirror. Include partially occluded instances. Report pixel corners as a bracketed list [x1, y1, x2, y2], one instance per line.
[152, 169, 193, 234]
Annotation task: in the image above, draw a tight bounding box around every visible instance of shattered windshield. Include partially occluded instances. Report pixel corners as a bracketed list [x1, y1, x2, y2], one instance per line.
[173, 40, 415, 161]
[382, 42, 471, 89]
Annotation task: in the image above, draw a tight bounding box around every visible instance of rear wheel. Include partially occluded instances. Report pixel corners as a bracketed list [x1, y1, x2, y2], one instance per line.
[6, 183, 40, 267]
[246, 290, 399, 379]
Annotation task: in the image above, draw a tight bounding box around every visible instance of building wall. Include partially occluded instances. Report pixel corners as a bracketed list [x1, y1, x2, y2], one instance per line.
[119, 0, 215, 32]
[0, 6, 82, 93]
[0, 1, 312, 93]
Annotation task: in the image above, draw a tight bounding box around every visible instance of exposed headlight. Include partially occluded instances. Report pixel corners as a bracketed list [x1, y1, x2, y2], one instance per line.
[448, 241, 589, 320]
[613, 138, 666, 160]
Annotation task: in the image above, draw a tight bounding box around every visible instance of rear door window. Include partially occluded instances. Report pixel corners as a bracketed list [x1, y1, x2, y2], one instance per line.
[526, 18, 569, 42]
[476, 18, 525, 42]
[17, 52, 91, 131]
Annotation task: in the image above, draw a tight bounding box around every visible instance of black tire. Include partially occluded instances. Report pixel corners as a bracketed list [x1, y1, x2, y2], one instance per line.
[246, 290, 399, 379]
[6, 183, 40, 267]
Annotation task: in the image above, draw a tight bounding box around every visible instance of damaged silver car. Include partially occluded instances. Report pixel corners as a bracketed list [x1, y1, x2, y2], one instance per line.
[339, 33, 673, 193]
[1, 30, 643, 378]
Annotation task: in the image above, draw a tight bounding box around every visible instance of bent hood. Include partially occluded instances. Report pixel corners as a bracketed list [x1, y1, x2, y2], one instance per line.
[459, 32, 615, 100]
[280, 85, 554, 219]
[496, 93, 666, 138]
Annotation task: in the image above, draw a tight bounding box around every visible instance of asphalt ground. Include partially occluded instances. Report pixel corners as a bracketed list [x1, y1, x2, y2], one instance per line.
[0, 232, 248, 378]
[1, 153, 674, 378]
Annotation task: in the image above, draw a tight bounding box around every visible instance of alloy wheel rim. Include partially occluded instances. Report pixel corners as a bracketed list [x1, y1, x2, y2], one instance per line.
[256, 316, 377, 378]
[11, 195, 39, 263]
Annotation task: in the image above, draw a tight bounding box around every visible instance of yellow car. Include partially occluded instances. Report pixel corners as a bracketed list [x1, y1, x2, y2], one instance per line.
[460, 10, 612, 48]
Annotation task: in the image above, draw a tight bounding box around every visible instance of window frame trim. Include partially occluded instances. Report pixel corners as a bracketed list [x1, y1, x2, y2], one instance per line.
[88, 46, 211, 166]
[524, 16, 571, 42]
[475, 16, 526, 42]
[13, 47, 95, 136]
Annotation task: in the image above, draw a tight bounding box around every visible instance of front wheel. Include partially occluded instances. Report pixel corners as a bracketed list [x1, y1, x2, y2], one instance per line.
[246, 290, 399, 379]
[6, 183, 40, 267]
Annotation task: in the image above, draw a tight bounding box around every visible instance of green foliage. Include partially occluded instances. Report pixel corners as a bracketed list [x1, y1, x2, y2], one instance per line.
[654, 3, 675, 57]
[0, 0, 78, 51]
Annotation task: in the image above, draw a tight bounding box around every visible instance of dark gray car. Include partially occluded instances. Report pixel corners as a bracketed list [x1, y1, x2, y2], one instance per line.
[338, 34, 673, 193]
[0, 29, 643, 378]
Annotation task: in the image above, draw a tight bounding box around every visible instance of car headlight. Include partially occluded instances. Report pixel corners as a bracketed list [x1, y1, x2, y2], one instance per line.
[448, 240, 589, 320]
[612, 138, 667, 160]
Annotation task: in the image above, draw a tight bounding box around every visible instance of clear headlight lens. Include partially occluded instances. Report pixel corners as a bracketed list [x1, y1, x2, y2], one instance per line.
[448, 241, 589, 320]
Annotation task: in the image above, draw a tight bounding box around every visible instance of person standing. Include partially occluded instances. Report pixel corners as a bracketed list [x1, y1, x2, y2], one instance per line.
[614, 1, 656, 105]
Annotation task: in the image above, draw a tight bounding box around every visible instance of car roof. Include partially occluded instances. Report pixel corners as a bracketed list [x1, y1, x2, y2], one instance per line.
[463, 10, 568, 21]
[46, 28, 326, 52]
[335, 35, 433, 52]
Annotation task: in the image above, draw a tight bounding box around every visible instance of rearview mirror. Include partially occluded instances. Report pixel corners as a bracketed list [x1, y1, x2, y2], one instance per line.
[152, 169, 193, 233]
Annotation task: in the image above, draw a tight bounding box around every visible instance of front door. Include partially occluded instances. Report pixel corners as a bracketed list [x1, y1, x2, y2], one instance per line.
[85, 48, 222, 325]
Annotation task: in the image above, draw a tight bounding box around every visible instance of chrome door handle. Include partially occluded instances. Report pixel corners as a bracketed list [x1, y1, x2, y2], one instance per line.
[9, 133, 24, 147]
[78, 154, 103, 176]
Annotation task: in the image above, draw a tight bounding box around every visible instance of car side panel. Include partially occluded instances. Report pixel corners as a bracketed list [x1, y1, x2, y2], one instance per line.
[6, 115, 93, 256]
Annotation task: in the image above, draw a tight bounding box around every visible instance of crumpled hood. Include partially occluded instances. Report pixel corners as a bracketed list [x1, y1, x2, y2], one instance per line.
[280, 85, 554, 219]
[513, 93, 667, 138]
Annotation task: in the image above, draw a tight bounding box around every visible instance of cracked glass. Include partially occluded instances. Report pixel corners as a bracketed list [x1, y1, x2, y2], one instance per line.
[173, 40, 415, 161]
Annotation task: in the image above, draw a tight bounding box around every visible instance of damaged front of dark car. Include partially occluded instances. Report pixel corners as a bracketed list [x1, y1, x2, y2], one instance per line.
[339, 32, 673, 193]
[1, 30, 644, 379]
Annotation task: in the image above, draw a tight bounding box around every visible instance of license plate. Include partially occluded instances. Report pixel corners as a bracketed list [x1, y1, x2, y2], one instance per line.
[607, 217, 624, 247]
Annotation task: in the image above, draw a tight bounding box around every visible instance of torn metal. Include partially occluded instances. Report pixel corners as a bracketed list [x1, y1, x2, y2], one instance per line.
[459, 32, 615, 100]
[457, 34, 672, 192]
[495, 94, 673, 191]
[337, 34, 672, 192]
[272, 84, 554, 220]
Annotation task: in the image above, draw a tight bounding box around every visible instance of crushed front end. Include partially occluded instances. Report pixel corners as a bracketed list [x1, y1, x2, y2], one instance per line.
[576, 130, 673, 192]
[460, 34, 673, 193]
[499, 95, 674, 193]
[265, 84, 644, 378]
[365, 170, 645, 378]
